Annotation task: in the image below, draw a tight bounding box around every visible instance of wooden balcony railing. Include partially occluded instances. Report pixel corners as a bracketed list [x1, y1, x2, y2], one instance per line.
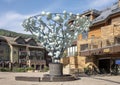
[27, 60, 46, 64]
[80, 36, 120, 56]
[29, 51, 36, 56]
[36, 51, 44, 56]
[19, 51, 27, 56]
[29, 51, 44, 56]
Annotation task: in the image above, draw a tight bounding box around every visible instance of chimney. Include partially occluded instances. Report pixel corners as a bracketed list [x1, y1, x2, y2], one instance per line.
[119, 0, 120, 7]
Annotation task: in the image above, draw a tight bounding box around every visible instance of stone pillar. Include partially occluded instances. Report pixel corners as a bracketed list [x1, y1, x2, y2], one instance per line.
[28, 60, 31, 67]
[9, 62, 13, 71]
[26, 45, 29, 61]
[9, 44, 13, 63]
[34, 64, 36, 70]
[39, 65, 42, 71]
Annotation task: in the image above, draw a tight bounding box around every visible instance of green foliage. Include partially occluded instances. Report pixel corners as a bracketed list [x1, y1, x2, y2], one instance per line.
[63, 52, 67, 57]
[12, 67, 26, 72]
[84, 67, 88, 73]
[40, 66, 49, 72]
[26, 67, 34, 71]
[0, 29, 36, 39]
[0, 67, 34, 72]
[0, 67, 11, 72]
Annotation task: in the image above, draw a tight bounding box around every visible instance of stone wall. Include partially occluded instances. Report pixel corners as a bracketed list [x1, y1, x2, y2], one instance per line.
[61, 56, 87, 72]
[88, 27, 101, 38]
[64, 14, 120, 73]
[112, 16, 120, 24]
[60, 57, 69, 67]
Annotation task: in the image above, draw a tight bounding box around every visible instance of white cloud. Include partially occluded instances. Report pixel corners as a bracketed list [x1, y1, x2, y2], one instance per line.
[0, 0, 117, 34]
[0, 11, 32, 34]
[0, 0, 62, 34]
[89, 0, 117, 9]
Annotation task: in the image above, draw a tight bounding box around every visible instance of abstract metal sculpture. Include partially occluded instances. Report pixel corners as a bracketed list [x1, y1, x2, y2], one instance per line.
[22, 11, 91, 63]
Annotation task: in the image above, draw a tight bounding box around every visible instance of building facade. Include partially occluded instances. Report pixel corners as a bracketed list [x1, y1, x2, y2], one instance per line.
[79, 1, 120, 74]
[61, 0, 120, 74]
[0, 36, 51, 70]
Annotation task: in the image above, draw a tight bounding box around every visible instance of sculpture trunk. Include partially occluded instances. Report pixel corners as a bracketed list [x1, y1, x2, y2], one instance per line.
[49, 63, 63, 76]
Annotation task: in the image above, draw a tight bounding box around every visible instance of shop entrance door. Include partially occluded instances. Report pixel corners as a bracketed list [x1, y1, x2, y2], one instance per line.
[99, 59, 110, 74]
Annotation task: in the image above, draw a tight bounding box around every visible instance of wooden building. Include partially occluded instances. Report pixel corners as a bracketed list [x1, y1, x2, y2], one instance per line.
[0, 36, 51, 70]
[61, 0, 120, 74]
[79, 0, 120, 74]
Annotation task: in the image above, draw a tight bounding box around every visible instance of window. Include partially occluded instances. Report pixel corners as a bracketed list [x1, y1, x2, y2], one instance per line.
[15, 37, 25, 44]
[115, 37, 120, 44]
[19, 48, 24, 51]
[27, 39, 37, 46]
[67, 46, 77, 56]
[91, 35, 95, 39]
[107, 19, 111, 25]
[82, 31, 88, 39]
[80, 44, 88, 51]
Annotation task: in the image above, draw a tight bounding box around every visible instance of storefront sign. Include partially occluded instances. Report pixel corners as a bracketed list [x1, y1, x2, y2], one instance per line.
[115, 60, 120, 65]
[103, 48, 110, 53]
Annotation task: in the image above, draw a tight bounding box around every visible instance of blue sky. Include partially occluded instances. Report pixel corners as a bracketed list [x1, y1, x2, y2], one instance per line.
[0, 0, 117, 34]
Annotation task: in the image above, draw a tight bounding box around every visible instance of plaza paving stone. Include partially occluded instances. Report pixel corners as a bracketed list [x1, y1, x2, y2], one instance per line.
[0, 72, 120, 85]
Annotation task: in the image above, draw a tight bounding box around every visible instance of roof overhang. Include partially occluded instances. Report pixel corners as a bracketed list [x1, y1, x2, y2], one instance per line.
[91, 9, 120, 27]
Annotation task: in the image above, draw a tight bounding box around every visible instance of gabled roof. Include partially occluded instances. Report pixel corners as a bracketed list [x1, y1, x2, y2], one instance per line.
[92, 2, 120, 25]
[14, 36, 21, 41]
[0, 36, 15, 44]
[81, 9, 101, 16]
[25, 38, 32, 42]
[25, 37, 38, 45]
[0, 36, 44, 48]
[14, 36, 26, 43]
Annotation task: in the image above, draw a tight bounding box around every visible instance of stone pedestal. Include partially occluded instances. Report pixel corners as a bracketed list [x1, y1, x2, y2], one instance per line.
[49, 63, 63, 76]
[15, 63, 77, 82]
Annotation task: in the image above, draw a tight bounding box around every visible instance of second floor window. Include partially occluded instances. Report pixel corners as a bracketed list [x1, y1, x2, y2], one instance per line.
[115, 37, 120, 44]
[82, 31, 88, 39]
[80, 44, 88, 51]
[67, 46, 77, 56]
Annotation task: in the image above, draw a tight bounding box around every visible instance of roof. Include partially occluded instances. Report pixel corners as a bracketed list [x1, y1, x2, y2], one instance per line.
[25, 38, 32, 42]
[0, 35, 44, 48]
[81, 9, 101, 16]
[92, 2, 120, 25]
[0, 36, 15, 43]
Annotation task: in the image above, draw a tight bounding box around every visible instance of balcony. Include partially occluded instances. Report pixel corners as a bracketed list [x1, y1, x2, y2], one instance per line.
[19, 59, 26, 64]
[36, 51, 44, 56]
[29, 51, 36, 56]
[27, 60, 46, 65]
[19, 51, 27, 56]
[80, 36, 120, 56]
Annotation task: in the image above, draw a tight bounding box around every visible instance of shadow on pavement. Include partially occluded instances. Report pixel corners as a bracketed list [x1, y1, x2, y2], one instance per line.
[92, 77, 120, 84]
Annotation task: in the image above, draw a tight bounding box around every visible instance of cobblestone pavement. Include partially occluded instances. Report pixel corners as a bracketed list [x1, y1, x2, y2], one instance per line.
[0, 72, 120, 85]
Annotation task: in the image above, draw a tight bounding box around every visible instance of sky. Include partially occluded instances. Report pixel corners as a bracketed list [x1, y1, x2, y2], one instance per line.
[0, 0, 117, 34]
